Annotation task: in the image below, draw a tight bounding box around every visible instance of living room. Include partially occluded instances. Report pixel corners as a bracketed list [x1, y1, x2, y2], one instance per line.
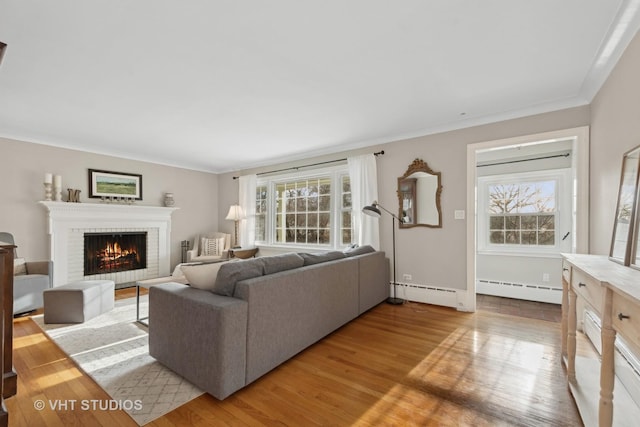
[2, 1, 640, 426]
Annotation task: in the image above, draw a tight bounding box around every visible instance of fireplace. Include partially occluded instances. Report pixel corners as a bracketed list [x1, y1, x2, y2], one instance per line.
[40, 202, 176, 287]
[84, 232, 147, 276]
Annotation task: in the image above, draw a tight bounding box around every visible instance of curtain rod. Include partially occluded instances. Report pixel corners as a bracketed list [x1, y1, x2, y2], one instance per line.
[232, 150, 385, 179]
[476, 152, 570, 168]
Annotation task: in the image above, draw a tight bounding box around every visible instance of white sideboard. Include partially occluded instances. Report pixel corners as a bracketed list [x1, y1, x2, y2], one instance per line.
[562, 253, 640, 427]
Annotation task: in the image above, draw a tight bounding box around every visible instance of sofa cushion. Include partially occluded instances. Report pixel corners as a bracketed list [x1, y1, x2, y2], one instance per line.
[14, 257, 27, 276]
[214, 258, 264, 296]
[299, 251, 346, 266]
[181, 261, 229, 291]
[259, 253, 305, 275]
[343, 245, 376, 257]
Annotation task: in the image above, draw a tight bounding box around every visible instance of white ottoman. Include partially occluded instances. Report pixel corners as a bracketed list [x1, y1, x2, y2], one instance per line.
[43, 280, 115, 324]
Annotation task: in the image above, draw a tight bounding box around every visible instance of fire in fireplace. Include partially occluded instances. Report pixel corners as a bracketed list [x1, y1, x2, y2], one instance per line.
[84, 232, 147, 276]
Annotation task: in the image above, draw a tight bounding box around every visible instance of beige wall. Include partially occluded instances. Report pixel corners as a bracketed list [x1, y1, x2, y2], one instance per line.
[0, 137, 220, 270]
[220, 106, 590, 291]
[590, 30, 640, 255]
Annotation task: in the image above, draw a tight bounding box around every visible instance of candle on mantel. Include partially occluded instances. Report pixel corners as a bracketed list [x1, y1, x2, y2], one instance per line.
[44, 173, 52, 184]
[54, 175, 61, 188]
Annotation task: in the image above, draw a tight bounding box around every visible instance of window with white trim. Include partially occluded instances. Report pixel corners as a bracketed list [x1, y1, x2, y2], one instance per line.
[340, 175, 352, 245]
[478, 169, 572, 253]
[255, 184, 268, 242]
[255, 166, 353, 249]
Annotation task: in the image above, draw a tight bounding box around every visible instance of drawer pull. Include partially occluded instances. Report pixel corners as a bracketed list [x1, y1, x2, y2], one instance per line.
[563, 268, 569, 272]
[618, 313, 630, 321]
[578, 282, 586, 288]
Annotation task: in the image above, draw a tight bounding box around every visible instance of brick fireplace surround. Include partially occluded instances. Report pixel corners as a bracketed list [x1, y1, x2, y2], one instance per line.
[39, 201, 178, 287]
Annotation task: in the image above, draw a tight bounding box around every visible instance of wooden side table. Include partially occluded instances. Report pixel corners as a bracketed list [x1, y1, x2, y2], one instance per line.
[229, 247, 258, 259]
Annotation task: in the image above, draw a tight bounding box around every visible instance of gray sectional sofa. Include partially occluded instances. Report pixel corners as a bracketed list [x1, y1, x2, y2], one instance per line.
[148, 248, 389, 400]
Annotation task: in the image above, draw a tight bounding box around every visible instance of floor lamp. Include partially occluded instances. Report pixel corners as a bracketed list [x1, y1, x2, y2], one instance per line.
[362, 201, 404, 305]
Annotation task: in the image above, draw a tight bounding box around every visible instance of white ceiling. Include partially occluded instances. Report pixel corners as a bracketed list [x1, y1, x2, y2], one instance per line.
[1, 1, 640, 173]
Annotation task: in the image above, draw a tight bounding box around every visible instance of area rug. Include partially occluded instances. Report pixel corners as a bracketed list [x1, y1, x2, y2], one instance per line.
[32, 297, 204, 425]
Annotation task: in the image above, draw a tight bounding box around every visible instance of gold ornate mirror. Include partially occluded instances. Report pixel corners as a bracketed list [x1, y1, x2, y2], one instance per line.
[397, 158, 442, 228]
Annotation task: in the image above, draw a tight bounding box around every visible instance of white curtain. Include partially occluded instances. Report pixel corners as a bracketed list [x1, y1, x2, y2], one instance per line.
[348, 154, 380, 249]
[238, 174, 257, 247]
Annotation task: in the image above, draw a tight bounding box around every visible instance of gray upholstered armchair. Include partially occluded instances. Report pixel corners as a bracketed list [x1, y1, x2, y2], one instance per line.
[0, 232, 53, 315]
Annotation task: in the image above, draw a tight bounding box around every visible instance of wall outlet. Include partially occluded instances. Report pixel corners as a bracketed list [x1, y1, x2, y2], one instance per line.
[403, 273, 412, 281]
[454, 210, 465, 220]
[542, 273, 550, 282]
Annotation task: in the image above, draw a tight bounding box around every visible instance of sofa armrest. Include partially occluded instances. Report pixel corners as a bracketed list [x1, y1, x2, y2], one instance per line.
[356, 251, 390, 313]
[149, 283, 248, 400]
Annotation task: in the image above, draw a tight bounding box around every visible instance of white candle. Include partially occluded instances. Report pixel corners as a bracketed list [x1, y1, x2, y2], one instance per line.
[44, 173, 52, 184]
[54, 175, 61, 187]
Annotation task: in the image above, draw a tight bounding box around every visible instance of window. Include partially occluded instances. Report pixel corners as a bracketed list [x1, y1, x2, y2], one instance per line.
[478, 170, 571, 253]
[276, 177, 331, 245]
[255, 166, 353, 249]
[488, 181, 556, 246]
[255, 184, 268, 241]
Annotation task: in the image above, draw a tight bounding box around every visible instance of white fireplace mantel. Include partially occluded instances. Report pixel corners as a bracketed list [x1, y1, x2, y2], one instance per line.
[39, 201, 179, 287]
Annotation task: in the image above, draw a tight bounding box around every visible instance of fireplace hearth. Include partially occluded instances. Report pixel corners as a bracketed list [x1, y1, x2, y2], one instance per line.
[84, 232, 147, 276]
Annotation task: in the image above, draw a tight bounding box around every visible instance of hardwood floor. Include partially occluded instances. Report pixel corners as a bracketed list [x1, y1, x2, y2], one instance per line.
[6, 290, 582, 426]
[477, 294, 562, 322]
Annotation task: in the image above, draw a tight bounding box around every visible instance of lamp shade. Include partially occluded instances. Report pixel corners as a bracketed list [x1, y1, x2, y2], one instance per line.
[225, 205, 245, 221]
[362, 203, 381, 218]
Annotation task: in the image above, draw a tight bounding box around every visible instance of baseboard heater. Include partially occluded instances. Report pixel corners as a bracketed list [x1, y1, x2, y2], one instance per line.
[477, 279, 562, 304]
[583, 309, 640, 407]
[395, 282, 457, 308]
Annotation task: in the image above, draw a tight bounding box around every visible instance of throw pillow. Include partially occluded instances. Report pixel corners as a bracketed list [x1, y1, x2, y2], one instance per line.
[299, 251, 346, 266]
[171, 263, 186, 278]
[181, 261, 229, 290]
[13, 257, 27, 276]
[201, 237, 225, 256]
[343, 244, 376, 257]
[213, 258, 264, 296]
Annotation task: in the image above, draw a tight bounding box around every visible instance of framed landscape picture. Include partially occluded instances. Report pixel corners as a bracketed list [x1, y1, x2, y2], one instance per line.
[88, 169, 143, 200]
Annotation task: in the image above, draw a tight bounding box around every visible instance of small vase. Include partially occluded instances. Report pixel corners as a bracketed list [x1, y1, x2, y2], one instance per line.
[163, 193, 175, 207]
